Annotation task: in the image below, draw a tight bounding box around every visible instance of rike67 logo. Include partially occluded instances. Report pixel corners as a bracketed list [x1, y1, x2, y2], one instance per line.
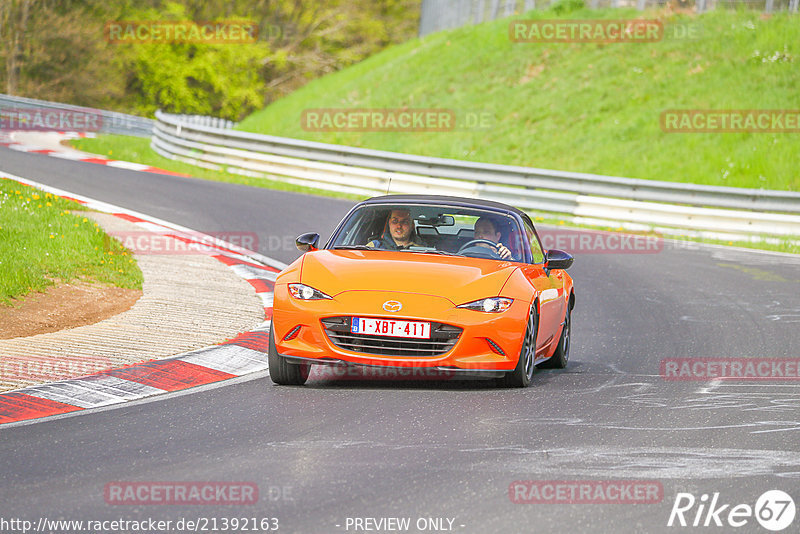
[668, 490, 796, 531]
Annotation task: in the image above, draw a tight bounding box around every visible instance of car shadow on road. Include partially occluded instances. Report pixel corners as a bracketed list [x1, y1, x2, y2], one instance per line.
[294, 361, 580, 391]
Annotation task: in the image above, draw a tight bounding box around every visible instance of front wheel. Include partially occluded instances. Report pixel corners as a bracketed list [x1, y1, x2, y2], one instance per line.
[540, 303, 570, 369]
[268, 321, 310, 385]
[499, 305, 538, 388]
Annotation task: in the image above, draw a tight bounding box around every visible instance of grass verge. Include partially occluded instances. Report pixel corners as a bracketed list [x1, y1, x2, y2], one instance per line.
[238, 7, 800, 192]
[0, 178, 143, 305]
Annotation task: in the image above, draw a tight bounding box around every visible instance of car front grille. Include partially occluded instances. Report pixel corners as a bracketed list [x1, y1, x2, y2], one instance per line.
[321, 316, 462, 357]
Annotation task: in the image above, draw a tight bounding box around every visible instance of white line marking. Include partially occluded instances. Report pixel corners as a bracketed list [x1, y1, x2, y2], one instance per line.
[178, 345, 269, 376]
[105, 160, 150, 171]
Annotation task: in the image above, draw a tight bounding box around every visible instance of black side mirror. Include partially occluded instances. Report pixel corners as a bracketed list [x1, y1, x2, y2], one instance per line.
[296, 232, 320, 253]
[544, 249, 574, 270]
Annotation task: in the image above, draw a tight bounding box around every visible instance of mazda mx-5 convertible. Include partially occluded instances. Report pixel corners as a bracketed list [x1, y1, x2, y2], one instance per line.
[268, 195, 575, 387]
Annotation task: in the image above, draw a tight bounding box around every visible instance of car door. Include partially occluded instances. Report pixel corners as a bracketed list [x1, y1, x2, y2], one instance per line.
[517, 219, 565, 354]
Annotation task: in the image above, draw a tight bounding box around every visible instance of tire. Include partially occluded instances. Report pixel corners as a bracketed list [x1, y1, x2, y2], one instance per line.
[539, 303, 570, 369]
[268, 320, 310, 385]
[499, 305, 538, 388]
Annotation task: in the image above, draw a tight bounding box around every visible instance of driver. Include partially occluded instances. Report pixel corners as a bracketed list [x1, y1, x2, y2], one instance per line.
[473, 216, 513, 259]
[366, 209, 426, 250]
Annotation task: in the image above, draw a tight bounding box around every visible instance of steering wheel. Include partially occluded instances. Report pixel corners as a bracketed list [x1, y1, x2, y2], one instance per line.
[457, 239, 502, 258]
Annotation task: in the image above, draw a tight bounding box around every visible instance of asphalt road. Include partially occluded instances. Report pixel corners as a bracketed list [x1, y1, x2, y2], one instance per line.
[0, 147, 353, 265]
[2, 148, 800, 534]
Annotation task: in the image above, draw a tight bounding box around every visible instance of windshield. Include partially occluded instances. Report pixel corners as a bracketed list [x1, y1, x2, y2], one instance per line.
[328, 203, 531, 262]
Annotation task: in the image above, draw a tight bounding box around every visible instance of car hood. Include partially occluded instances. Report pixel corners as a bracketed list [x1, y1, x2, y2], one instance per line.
[300, 250, 518, 303]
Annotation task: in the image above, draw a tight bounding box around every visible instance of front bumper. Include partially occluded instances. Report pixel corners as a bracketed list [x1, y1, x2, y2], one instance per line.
[272, 285, 530, 372]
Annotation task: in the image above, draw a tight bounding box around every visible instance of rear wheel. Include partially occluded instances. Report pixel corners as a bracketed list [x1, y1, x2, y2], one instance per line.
[540, 303, 570, 369]
[268, 321, 310, 385]
[499, 305, 538, 388]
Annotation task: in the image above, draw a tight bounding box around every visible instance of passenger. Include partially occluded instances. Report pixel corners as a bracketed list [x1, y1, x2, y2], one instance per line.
[473, 216, 513, 259]
[366, 209, 426, 250]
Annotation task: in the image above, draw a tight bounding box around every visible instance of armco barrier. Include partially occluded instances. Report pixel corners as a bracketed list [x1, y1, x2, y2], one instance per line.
[151, 110, 800, 240]
[0, 93, 154, 137]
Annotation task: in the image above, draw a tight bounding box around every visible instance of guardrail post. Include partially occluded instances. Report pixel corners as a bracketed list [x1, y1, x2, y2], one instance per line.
[490, 0, 501, 18]
[696, 0, 706, 13]
[474, 0, 485, 22]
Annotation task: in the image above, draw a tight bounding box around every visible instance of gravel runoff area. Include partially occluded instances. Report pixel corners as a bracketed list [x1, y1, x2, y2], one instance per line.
[0, 211, 265, 392]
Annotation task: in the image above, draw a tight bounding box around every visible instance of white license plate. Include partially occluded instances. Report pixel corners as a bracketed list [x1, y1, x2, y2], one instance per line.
[351, 318, 431, 339]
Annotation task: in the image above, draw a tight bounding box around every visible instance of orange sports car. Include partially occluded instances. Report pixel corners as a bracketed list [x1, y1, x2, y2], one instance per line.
[269, 195, 575, 387]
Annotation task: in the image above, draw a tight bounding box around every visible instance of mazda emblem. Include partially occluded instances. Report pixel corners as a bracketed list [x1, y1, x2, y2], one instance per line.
[382, 300, 403, 312]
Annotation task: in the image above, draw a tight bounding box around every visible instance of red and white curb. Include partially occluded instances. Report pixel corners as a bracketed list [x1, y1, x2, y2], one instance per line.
[0, 130, 190, 177]
[0, 172, 287, 426]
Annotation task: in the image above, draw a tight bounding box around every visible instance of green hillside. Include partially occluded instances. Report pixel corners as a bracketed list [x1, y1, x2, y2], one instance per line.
[237, 5, 799, 191]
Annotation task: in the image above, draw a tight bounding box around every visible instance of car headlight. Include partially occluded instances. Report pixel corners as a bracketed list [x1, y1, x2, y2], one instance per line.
[288, 283, 332, 300]
[457, 297, 513, 313]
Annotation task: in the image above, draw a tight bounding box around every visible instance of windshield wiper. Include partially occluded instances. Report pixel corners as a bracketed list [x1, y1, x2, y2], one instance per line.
[332, 245, 374, 250]
[413, 249, 460, 256]
[332, 246, 459, 256]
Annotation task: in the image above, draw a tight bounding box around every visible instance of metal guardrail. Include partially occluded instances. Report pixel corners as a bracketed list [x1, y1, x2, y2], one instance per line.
[419, 0, 798, 37]
[0, 94, 154, 137]
[152, 110, 800, 239]
[167, 114, 236, 130]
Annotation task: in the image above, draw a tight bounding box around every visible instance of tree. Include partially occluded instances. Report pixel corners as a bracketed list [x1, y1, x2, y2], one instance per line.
[0, 0, 32, 94]
[1, 0, 421, 119]
[0, 0, 126, 106]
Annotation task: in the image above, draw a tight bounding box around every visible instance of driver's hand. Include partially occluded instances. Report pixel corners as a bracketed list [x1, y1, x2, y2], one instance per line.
[495, 243, 512, 260]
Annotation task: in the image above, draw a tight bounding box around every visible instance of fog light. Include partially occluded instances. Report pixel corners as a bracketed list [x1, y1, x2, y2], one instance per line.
[283, 325, 302, 341]
[485, 338, 505, 355]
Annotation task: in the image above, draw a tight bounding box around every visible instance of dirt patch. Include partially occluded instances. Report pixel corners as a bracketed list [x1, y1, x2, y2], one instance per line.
[0, 282, 142, 339]
[518, 63, 545, 85]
